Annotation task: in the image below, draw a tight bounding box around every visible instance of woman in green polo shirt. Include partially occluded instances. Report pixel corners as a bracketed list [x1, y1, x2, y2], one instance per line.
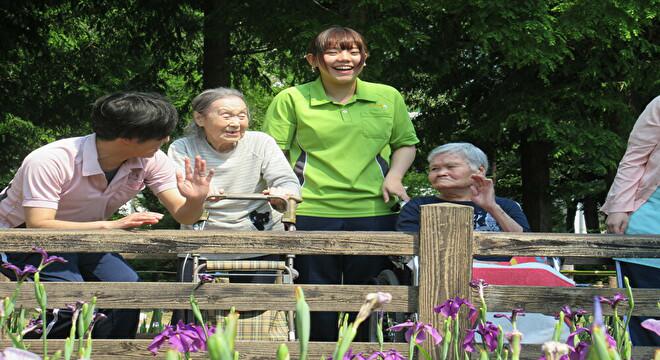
[263, 26, 419, 341]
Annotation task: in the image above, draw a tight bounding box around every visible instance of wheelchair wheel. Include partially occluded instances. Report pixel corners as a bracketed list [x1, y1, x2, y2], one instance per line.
[368, 269, 407, 343]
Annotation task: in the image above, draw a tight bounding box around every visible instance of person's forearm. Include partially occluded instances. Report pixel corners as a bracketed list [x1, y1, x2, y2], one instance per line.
[26, 219, 114, 230]
[170, 198, 206, 225]
[386, 145, 416, 181]
[484, 204, 523, 232]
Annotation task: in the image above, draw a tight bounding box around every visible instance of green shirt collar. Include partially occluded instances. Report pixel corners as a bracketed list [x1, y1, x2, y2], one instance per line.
[309, 78, 378, 106]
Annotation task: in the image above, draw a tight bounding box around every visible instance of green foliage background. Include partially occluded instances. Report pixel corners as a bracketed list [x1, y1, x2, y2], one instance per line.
[0, 0, 658, 232]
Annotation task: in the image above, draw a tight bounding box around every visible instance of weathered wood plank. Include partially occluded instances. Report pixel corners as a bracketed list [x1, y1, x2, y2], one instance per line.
[2, 340, 409, 359]
[484, 286, 660, 316]
[5, 340, 654, 360]
[419, 203, 474, 359]
[0, 229, 416, 255]
[475, 232, 660, 257]
[0, 283, 416, 312]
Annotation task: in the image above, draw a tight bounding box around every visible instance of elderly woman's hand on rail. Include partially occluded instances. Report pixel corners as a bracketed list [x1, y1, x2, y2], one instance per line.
[263, 187, 293, 212]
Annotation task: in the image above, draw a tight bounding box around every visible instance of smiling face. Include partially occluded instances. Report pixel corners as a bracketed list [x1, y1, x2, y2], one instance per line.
[306, 27, 368, 88]
[194, 96, 249, 152]
[309, 46, 365, 86]
[428, 152, 484, 192]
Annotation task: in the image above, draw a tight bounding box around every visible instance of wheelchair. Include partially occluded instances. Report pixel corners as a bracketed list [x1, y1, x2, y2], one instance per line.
[368, 255, 417, 343]
[177, 193, 301, 341]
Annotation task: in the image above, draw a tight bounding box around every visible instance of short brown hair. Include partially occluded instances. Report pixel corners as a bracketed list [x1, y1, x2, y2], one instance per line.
[307, 26, 368, 69]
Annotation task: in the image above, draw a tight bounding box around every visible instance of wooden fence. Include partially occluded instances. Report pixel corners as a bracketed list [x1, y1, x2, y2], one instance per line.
[0, 203, 658, 359]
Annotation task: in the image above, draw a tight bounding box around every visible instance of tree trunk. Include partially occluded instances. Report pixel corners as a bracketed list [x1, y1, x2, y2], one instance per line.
[520, 137, 553, 232]
[583, 196, 601, 233]
[565, 199, 576, 233]
[202, 0, 231, 88]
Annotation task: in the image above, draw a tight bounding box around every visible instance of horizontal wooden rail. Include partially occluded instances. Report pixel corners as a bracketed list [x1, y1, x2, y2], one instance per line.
[3, 340, 655, 359]
[474, 232, 660, 258]
[0, 283, 416, 312]
[0, 340, 410, 359]
[483, 286, 660, 316]
[0, 229, 416, 256]
[1, 205, 658, 360]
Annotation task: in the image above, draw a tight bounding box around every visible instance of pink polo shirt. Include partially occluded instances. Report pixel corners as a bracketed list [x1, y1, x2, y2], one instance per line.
[601, 95, 660, 214]
[0, 134, 178, 227]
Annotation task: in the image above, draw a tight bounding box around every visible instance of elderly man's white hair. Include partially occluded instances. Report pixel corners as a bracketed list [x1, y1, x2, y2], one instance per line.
[426, 142, 489, 173]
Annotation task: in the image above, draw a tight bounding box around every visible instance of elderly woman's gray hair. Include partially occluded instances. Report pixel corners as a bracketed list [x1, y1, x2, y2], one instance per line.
[187, 87, 250, 138]
[427, 142, 489, 173]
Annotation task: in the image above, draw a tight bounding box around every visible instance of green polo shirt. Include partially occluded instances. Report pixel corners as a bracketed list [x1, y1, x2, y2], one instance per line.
[263, 78, 419, 218]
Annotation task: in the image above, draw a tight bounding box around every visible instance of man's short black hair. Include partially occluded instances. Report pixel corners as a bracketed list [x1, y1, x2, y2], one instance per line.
[91, 92, 178, 142]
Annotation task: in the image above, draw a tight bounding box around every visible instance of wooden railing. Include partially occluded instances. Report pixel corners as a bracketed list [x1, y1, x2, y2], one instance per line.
[0, 203, 658, 359]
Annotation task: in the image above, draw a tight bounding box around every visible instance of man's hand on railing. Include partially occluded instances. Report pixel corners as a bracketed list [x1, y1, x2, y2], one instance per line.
[109, 212, 164, 229]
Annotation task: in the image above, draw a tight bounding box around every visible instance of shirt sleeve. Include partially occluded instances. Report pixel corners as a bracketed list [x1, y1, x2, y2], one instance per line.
[263, 90, 298, 151]
[389, 90, 420, 150]
[167, 139, 190, 174]
[260, 135, 301, 196]
[601, 97, 660, 214]
[20, 153, 68, 210]
[496, 198, 531, 232]
[396, 199, 422, 232]
[144, 150, 178, 195]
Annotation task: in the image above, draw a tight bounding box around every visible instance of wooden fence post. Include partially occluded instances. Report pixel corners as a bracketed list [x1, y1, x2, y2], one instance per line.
[419, 203, 474, 359]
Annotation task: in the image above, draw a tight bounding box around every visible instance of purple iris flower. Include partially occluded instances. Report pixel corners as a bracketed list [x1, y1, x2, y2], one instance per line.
[557, 305, 588, 327]
[198, 274, 214, 283]
[20, 318, 43, 336]
[469, 279, 489, 290]
[566, 328, 592, 360]
[2, 263, 38, 280]
[388, 320, 442, 345]
[434, 297, 477, 322]
[366, 349, 407, 360]
[566, 326, 616, 359]
[463, 329, 477, 353]
[88, 312, 108, 333]
[592, 296, 604, 327]
[65, 300, 86, 313]
[598, 293, 627, 309]
[569, 341, 590, 360]
[344, 349, 366, 360]
[566, 327, 589, 348]
[148, 325, 175, 354]
[148, 320, 215, 355]
[494, 308, 525, 323]
[462, 321, 500, 352]
[33, 247, 68, 267]
[480, 322, 500, 352]
[641, 319, 660, 336]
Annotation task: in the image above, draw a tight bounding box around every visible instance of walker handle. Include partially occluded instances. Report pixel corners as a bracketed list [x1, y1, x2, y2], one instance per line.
[204, 193, 302, 225]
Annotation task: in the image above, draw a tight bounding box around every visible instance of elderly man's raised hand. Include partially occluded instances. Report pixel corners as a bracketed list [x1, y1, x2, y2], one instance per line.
[470, 174, 497, 211]
[176, 155, 215, 202]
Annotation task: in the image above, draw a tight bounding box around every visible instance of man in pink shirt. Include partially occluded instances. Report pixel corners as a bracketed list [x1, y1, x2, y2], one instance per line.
[0, 92, 214, 339]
